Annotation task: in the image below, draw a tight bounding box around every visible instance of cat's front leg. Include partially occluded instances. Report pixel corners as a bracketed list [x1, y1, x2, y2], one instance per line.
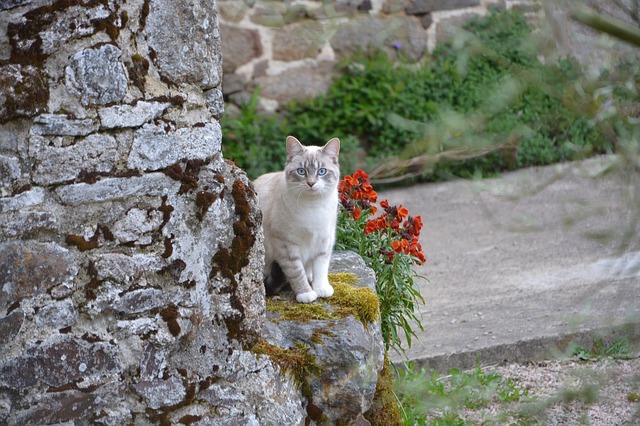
[279, 255, 317, 303]
[311, 253, 334, 298]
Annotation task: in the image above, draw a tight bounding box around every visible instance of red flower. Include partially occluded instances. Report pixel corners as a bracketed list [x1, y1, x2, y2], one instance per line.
[397, 205, 408, 220]
[364, 220, 379, 235]
[391, 239, 409, 253]
[353, 208, 361, 220]
[404, 215, 424, 239]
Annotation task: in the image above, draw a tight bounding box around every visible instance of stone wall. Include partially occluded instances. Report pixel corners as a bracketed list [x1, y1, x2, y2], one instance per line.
[0, 1, 382, 425]
[219, 0, 531, 111]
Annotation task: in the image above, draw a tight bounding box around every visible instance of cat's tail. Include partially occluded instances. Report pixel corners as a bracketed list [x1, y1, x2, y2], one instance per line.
[264, 261, 289, 296]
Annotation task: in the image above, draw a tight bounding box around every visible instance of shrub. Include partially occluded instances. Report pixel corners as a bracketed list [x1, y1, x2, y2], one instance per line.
[221, 91, 288, 179]
[221, 9, 609, 182]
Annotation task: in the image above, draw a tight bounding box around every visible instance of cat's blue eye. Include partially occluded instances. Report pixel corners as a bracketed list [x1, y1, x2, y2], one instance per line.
[296, 168, 306, 176]
[317, 168, 327, 176]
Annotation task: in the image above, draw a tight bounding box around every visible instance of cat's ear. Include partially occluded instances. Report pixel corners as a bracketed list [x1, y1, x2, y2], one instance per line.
[286, 136, 304, 161]
[322, 138, 340, 163]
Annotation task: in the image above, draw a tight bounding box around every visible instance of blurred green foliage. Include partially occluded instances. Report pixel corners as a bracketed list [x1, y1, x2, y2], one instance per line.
[396, 363, 529, 425]
[221, 9, 611, 181]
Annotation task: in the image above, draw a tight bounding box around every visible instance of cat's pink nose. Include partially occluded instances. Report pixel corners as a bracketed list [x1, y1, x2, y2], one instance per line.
[307, 181, 315, 187]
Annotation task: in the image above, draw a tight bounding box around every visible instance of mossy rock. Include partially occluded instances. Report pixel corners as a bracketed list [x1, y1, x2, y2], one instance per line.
[258, 269, 385, 425]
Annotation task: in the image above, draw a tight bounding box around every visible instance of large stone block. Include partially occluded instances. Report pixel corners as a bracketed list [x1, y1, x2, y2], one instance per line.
[55, 173, 179, 205]
[254, 61, 339, 103]
[219, 24, 262, 73]
[30, 114, 98, 136]
[93, 253, 167, 282]
[132, 376, 186, 409]
[331, 16, 428, 62]
[98, 101, 170, 129]
[0, 154, 20, 193]
[35, 299, 78, 329]
[1, 0, 31, 11]
[272, 21, 324, 61]
[204, 88, 225, 119]
[0, 335, 121, 388]
[0, 309, 24, 349]
[0, 241, 77, 311]
[146, 0, 222, 88]
[6, 189, 48, 213]
[111, 207, 165, 245]
[128, 123, 222, 171]
[31, 133, 118, 184]
[6, 0, 119, 63]
[65, 44, 128, 106]
[0, 211, 58, 239]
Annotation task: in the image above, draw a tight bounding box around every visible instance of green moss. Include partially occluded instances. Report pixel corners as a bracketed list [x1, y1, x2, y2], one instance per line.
[253, 339, 320, 384]
[253, 339, 328, 423]
[0, 65, 49, 123]
[309, 328, 334, 345]
[178, 415, 202, 425]
[328, 273, 380, 325]
[364, 355, 403, 426]
[266, 299, 336, 323]
[162, 236, 173, 259]
[259, 274, 381, 425]
[265, 273, 380, 327]
[140, 0, 150, 30]
[158, 195, 174, 229]
[83, 261, 103, 301]
[628, 392, 640, 403]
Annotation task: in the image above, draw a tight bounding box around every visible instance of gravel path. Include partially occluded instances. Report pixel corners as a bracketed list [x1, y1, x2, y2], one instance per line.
[462, 356, 640, 425]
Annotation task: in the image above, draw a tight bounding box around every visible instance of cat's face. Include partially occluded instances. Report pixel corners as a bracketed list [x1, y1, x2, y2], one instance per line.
[284, 136, 340, 197]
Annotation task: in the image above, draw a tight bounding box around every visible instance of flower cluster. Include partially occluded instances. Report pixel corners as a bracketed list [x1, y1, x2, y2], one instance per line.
[339, 169, 378, 220]
[365, 200, 426, 264]
[339, 170, 425, 264]
[336, 169, 426, 355]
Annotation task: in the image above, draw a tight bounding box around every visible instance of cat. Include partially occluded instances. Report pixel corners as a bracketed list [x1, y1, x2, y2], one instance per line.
[253, 136, 340, 303]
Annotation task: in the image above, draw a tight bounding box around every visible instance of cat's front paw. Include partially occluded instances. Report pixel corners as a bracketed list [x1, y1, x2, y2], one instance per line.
[296, 290, 318, 304]
[314, 283, 334, 298]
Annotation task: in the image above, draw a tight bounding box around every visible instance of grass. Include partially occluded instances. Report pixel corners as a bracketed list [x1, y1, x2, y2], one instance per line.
[571, 336, 637, 361]
[395, 338, 639, 425]
[396, 363, 530, 425]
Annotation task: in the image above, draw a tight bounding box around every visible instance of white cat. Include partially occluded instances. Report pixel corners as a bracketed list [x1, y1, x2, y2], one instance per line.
[253, 136, 340, 303]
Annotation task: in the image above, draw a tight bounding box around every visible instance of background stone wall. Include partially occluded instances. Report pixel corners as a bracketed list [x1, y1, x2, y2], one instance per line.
[0, 0, 303, 424]
[219, 0, 532, 112]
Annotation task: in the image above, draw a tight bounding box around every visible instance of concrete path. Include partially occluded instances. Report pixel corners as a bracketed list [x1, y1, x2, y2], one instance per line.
[381, 156, 640, 370]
